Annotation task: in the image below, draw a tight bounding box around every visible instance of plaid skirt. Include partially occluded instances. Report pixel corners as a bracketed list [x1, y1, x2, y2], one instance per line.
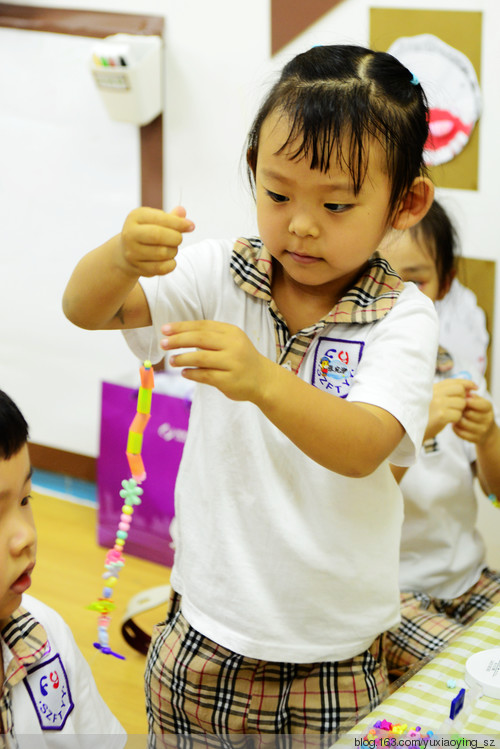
[145, 589, 389, 746]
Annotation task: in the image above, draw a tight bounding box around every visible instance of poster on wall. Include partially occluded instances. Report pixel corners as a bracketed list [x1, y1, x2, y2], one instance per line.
[370, 9, 482, 191]
[388, 34, 481, 168]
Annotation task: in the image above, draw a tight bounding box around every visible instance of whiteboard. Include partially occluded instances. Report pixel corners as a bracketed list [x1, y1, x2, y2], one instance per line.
[0, 28, 141, 456]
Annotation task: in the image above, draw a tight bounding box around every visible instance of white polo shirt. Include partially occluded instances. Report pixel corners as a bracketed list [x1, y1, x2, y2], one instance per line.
[124, 238, 438, 662]
[1, 595, 126, 748]
[399, 353, 494, 599]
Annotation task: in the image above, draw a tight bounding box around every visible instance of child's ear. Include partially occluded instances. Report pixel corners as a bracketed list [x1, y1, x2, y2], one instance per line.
[436, 268, 456, 301]
[246, 147, 257, 177]
[392, 177, 435, 231]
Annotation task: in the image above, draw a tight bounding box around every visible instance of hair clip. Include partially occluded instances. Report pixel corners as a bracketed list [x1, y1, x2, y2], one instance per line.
[410, 73, 419, 86]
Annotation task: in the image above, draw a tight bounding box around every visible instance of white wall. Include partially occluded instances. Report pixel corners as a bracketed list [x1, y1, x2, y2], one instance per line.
[0, 27, 141, 458]
[2, 1, 500, 480]
[0, 0, 270, 456]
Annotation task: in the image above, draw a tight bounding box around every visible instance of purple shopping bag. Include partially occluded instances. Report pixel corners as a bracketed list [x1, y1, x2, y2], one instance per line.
[97, 381, 191, 567]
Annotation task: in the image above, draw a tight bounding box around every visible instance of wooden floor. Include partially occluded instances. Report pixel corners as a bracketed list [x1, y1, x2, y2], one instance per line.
[29, 490, 171, 739]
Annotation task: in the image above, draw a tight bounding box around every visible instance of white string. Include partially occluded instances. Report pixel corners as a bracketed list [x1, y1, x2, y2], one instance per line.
[147, 190, 182, 364]
[147, 276, 161, 364]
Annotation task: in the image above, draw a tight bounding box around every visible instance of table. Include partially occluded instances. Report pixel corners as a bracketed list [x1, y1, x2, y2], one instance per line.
[339, 603, 500, 743]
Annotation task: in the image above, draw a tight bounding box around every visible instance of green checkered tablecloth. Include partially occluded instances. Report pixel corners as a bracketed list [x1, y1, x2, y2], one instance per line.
[341, 602, 500, 742]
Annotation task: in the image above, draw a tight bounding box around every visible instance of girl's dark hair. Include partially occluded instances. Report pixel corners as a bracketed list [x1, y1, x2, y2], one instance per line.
[247, 44, 430, 218]
[0, 390, 29, 460]
[409, 199, 459, 292]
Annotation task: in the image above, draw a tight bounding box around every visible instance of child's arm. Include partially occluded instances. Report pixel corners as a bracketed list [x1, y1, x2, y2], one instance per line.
[62, 206, 195, 330]
[161, 320, 411, 478]
[455, 393, 500, 498]
[390, 378, 473, 483]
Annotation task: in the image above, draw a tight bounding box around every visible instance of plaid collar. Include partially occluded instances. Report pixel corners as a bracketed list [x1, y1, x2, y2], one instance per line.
[1, 607, 48, 736]
[230, 237, 404, 373]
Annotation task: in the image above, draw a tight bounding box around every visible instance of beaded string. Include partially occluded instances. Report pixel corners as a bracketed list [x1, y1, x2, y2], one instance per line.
[88, 359, 155, 659]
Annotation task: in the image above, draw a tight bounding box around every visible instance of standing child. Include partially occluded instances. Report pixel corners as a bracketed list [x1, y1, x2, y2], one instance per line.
[381, 199, 500, 679]
[63, 45, 437, 739]
[0, 390, 126, 747]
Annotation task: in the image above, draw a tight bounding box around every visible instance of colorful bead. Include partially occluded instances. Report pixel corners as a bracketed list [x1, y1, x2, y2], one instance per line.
[488, 494, 500, 508]
[119, 478, 143, 506]
[126, 452, 146, 483]
[127, 430, 144, 454]
[98, 629, 109, 646]
[137, 387, 152, 414]
[88, 599, 115, 613]
[92, 360, 154, 659]
[363, 718, 432, 745]
[105, 549, 124, 565]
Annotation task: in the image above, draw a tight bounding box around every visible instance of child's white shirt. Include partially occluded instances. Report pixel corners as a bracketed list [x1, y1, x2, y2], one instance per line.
[435, 278, 489, 376]
[124, 238, 438, 662]
[399, 355, 495, 599]
[1, 594, 126, 748]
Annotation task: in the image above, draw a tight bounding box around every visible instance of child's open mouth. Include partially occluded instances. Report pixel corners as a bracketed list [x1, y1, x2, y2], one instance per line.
[11, 567, 33, 594]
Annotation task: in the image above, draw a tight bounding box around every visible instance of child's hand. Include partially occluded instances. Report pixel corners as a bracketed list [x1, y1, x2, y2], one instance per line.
[453, 393, 496, 445]
[425, 378, 478, 440]
[160, 320, 274, 402]
[119, 206, 195, 277]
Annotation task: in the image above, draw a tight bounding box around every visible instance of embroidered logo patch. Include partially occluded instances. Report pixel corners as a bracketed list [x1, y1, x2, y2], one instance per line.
[312, 337, 364, 397]
[25, 653, 74, 730]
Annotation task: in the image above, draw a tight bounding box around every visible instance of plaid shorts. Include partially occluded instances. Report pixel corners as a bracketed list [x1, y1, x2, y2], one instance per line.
[385, 567, 500, 677]
[145, 589, 389, 745]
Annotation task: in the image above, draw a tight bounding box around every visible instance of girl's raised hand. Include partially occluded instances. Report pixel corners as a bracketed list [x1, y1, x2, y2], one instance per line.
[160, 320, 274, 403]
[119, 206, 195, 278]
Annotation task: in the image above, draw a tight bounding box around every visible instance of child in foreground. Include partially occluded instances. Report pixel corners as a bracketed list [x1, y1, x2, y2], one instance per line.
[0, 390, 126, 748]
[63, 45, 438, 739]
[381, 200, 500, 678]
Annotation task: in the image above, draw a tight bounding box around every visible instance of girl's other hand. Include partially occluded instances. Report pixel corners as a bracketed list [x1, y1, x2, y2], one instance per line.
[160, 320, 273, 403]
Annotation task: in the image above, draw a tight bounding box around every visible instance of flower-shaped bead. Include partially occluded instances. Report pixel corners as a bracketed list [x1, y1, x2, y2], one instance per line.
[119, 478, 143, 506]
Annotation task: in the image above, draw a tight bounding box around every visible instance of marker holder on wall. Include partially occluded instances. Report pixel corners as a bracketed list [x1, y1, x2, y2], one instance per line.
[90, 34, 162, 126]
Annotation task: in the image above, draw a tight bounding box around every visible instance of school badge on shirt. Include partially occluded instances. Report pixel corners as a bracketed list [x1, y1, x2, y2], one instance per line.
[311, 337, 364, 397]
[24, 653, 74, 730]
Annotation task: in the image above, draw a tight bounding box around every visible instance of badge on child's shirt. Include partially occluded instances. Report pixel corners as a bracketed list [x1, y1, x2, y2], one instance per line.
[436, 345, 453, 375]
[312, 337, 363, 397]
[24, 653, 74, 730]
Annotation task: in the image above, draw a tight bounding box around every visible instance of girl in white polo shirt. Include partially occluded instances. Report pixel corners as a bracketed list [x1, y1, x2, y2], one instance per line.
[382, 199, 500, 680]
[63, 45, 438, 738]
